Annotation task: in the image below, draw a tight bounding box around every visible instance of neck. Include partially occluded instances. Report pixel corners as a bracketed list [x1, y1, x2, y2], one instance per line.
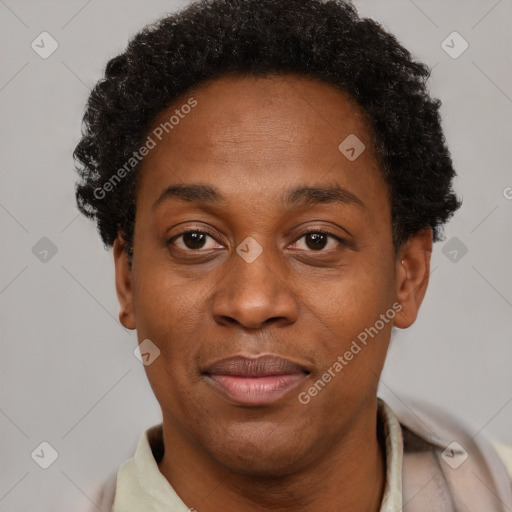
[158, 400, 386, 512]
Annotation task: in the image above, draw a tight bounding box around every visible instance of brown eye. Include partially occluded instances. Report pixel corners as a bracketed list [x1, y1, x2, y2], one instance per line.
[182, 232, 207, 249]
[167, 230, 223, 251]
[305, 233, 328, 250]
[291, 230, 346, 252]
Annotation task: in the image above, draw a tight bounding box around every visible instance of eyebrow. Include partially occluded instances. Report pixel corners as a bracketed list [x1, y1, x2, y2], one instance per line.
[152, 183, 365, 210]
[285, 184, 365, 209]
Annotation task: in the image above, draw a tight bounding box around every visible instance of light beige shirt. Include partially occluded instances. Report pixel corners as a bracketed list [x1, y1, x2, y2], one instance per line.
[110, 399, 512, 512]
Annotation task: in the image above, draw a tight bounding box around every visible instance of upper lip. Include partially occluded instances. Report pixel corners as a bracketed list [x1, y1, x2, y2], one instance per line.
[203, 355, 310, 377]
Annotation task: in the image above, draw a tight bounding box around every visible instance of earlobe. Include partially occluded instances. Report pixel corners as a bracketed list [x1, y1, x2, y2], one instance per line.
[393, 228, 433, 329]
[113, 236, 136, 330]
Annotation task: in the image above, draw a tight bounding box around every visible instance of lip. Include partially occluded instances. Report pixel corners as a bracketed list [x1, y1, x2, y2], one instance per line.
[203, 355, 310, 406]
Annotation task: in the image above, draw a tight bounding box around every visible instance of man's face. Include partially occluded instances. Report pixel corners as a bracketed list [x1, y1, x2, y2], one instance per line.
[121, 74, 403, 475]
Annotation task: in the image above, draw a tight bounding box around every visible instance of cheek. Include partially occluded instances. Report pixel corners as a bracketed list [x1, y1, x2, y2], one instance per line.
[132, 268, 204, 417]
[314, 254, 395, 330]
[130, 264, 202, 380]
[302, 251, 396, 380]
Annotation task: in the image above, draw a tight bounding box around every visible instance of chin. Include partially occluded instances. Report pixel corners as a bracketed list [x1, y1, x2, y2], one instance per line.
[220, 451, 304, 478]
[202, 423, 312, 478]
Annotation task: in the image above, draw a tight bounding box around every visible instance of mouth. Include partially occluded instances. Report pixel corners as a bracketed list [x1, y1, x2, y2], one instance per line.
[202, 354, 311, 406]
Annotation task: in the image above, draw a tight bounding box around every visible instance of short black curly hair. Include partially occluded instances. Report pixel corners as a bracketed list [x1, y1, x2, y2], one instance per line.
[74, 0, 461, 259]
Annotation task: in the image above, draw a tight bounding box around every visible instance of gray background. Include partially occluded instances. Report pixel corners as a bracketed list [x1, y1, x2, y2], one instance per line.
[1, 0, 511, 510]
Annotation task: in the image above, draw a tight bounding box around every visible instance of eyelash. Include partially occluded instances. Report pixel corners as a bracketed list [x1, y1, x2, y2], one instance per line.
[167, 227, 347, 252]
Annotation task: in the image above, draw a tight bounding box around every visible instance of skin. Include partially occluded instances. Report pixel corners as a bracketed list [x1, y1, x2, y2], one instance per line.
[113, 73, 432, 512]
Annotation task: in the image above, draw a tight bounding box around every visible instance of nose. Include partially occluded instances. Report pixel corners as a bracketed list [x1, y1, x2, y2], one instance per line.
[211, 245, 299, 330]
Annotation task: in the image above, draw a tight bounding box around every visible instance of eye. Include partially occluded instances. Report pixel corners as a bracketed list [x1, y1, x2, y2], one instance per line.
[167, 229, 223, 251]
[290, 230, 346, 252]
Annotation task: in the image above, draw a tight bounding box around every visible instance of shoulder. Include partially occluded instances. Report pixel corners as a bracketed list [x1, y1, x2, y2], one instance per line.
[490, 439, 512, 480]
[87, 424, 158, 512]
[382, 396, 512, 510]
[88, 470, 117, 512]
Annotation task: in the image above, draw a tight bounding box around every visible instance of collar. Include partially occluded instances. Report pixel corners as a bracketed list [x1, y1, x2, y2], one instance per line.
[378, 397, 404, 512]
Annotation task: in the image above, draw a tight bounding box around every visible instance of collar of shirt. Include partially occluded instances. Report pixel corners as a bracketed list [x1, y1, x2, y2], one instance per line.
[111, 398, 403, 512]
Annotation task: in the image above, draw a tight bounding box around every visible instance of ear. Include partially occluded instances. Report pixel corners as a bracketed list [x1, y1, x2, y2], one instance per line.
[113, 235, 136, 330]
[393, 228, 433, 329]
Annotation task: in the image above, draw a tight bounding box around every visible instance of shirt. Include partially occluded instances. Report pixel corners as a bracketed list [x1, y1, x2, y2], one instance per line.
[109, 399, 512, 511]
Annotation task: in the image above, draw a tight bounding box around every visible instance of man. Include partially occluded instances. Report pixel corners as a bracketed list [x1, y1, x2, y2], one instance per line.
[73, 0, 512, 510]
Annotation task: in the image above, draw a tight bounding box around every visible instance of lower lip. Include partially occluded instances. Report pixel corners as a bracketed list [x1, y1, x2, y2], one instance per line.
[205, 373, 307, 405]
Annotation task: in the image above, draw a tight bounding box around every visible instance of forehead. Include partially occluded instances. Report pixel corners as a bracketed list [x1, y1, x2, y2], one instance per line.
[136, 73, 386, 212]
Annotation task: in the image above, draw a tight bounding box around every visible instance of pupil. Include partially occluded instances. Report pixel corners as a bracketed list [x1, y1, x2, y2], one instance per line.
[184, 232, 205, 249]
[306, 233, 327, 250]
